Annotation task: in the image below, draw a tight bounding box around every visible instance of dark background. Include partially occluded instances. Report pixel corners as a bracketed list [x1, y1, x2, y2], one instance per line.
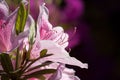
[70, 0, 120, 80]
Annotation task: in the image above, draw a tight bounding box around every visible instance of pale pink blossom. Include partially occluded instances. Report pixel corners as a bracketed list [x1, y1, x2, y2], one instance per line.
[19, 3, 87, 80]
[30, 3, 88, 69]
[26, 3, 87, 80]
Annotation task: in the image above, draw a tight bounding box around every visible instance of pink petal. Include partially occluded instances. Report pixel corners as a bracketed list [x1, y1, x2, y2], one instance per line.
[37, 3, 53, 39]
[0, 20, 12, 52]
[39, 40, 88, 69]
[30, 33, 41, 59]
[49, 64, 64, 80]
[47, 27, 64, 40]
[49, 64, 81, 80]
[37, 3, 52, 31]
[30, 40, 41, 59]
[60, 67, 80, 80]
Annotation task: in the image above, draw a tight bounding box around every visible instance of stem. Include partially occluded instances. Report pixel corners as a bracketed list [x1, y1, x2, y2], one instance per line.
[15, 48, 20, 70]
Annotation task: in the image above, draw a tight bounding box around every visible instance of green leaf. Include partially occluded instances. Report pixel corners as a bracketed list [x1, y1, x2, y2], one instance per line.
[24, 69, 56, 79]
[0, 53, 14, 74]
[28, 16, 36, 45]
[15, 3, 28, 35]
[40, 49, 47, 58]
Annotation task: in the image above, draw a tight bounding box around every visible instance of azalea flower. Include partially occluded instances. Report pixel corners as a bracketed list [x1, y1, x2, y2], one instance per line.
[30, 3, 88, 69]
[27, 3, 87, 79]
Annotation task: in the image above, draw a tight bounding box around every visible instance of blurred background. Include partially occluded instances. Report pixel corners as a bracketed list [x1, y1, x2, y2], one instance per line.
[7, 0, 120, 80]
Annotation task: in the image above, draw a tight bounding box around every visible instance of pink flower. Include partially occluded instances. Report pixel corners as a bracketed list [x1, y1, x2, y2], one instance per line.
[0, 0, 29, 53]
[30, 3, 88, 69]
[24, 3, 87, 80]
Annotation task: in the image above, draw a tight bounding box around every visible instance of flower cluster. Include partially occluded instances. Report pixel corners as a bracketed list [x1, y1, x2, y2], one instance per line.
[0, 0, 88, 80]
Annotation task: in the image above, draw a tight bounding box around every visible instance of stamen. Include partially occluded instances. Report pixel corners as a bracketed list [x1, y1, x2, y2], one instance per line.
[68, 27, 77, 42]
[68, 48, 71, 53]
